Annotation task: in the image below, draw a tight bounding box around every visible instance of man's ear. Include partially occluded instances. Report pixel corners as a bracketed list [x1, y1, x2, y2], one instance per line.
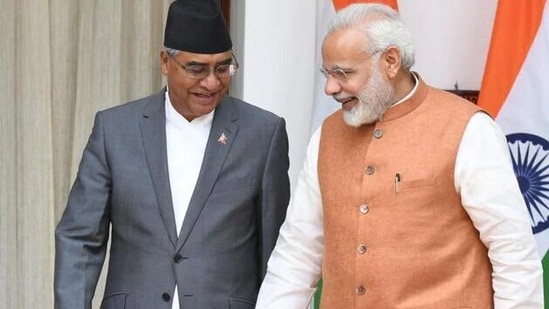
[160, 50, 169, 75]
[382, 46, 401, 79]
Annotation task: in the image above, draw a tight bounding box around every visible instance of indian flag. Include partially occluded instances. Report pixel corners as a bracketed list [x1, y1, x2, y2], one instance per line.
[477, 0, 549, 304]
[311, 2, 398, 308]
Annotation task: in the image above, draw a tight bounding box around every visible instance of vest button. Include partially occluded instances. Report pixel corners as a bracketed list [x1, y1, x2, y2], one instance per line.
[373, 129, 383, 138]
[162, 292, 171, 302]
[359, 204, 369, 214]
[364, 166, 375, 175]
[357, 244, 367, 254]
[355, 285, 366, 295]
[173, 254, 184, 263]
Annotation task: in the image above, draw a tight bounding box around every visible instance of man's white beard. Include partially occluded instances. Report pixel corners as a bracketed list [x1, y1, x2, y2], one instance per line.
[343, 62, 395, 127]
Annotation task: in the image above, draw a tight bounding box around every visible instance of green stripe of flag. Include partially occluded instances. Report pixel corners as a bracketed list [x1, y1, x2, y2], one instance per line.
[542, 251, 549, 309]
[314, 279, 322, 309]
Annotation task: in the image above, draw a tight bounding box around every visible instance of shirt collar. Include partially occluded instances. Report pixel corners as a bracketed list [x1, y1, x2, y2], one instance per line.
[391, 72, 419, 108]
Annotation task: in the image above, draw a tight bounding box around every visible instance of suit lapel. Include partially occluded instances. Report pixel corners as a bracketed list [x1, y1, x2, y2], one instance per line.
[176, 97, 240, 251]
[140, 90, 178, 247]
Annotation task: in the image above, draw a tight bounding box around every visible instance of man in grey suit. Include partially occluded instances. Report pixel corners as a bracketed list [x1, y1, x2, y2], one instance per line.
[54, 1, 291, 308]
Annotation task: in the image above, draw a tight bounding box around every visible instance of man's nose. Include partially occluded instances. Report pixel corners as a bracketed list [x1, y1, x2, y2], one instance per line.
[200, 70, 222, 89]
[324, 75, 342, 96]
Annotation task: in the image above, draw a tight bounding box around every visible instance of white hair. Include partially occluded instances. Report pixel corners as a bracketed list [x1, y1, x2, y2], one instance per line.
[343, 57, 395, 126]
[164, 47, 181, 56]
[327, 3, 415, 70]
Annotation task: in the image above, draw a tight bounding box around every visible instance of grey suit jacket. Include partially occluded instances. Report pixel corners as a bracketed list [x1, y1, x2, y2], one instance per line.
[54, 90, 291, 309]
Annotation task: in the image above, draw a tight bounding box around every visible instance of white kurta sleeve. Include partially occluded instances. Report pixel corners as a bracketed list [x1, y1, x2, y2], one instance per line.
[455, 112, 544, 308]
[256, 128, 324, 309]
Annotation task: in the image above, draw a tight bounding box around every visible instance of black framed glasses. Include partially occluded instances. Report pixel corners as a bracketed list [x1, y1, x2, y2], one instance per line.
[169, 53, 239, 79]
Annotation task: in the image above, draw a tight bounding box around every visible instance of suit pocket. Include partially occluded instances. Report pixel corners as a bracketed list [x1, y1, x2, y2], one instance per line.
[228, 297, 255, 309]
[399, 176, 436, 192]
[100, 292, 126, 309]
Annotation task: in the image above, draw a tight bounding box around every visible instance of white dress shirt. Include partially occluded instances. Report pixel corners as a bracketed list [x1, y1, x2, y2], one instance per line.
[165, 91, 214, 309]
[257, 85, 544, 308]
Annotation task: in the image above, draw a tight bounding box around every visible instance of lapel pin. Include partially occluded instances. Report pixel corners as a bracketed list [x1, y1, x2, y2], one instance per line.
[218, 132, 228, 145]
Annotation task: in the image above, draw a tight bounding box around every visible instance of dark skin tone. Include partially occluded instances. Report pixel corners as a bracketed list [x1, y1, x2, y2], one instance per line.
[160, 49, 233, 121]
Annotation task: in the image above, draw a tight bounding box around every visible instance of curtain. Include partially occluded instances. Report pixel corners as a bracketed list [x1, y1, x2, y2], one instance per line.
[0, 1, 172, 308]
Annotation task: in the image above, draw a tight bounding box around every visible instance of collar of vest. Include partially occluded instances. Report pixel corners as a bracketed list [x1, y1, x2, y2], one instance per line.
[381, 72, 428, 122]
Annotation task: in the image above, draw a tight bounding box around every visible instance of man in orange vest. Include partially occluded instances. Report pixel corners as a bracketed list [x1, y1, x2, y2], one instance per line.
[257, 3, 543, 308]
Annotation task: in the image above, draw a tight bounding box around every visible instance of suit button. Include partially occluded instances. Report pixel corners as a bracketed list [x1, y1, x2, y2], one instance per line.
[162, 292, 171, 302]
[359, 204, 369, 214]
[174, 254, 184, 263]
[357, 244, 367, 254]
[356, 285, 366, 295]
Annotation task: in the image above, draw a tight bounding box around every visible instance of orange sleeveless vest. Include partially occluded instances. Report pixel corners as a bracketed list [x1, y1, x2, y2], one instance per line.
[318, 79, 493, 308]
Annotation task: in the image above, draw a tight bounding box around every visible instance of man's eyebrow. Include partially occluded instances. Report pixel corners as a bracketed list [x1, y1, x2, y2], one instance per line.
[324, 64, 351, 71]
[184, 58, 232, 66]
